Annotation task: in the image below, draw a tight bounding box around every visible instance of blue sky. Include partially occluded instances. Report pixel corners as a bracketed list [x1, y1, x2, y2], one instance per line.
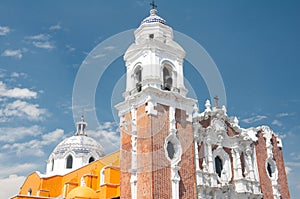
[0, 1, 299, 198]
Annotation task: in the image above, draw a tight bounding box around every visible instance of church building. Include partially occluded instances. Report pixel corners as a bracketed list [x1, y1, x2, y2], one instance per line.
[12, 3, 290, 199]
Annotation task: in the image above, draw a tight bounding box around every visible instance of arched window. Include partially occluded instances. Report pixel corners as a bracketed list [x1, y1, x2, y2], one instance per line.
[267, 162, 272, 177]
[51, 158, 54, 171]
[89, 156, 95, 163]
[215, 156, 223, 178]
[163, 66, 172, 91]
[134, 66, 142, 92]
[66, 155, 73, 169]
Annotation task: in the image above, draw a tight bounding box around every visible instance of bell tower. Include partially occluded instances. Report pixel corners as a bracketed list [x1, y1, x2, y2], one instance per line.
[116, 5, 197, 199]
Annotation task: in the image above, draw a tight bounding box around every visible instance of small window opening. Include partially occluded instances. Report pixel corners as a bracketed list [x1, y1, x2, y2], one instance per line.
[215, 156, 223, 177]
[267, 162, 273, 177]
[149, 34, 154, 39]
[163, 67, 172, 91]
[28, 188, 32, 196]
[167, 141, 175, 160]
[89, 156, 95, 163]
[66, 155, 73, 169]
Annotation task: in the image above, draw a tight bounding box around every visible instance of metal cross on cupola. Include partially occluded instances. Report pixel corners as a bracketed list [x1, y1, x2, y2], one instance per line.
[150, 0, 157, 9]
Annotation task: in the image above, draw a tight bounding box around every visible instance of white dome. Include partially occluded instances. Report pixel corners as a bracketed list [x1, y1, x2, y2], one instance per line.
[45, 117, 105, 176]
[52, 135, 104, 158]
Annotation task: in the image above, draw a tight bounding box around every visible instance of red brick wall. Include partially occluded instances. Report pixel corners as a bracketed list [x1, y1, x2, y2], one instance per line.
[120, 112, 132, 199]
[176, 108, 196, 198]
[120, 103, 197, 199]
[272, 135, 290, 198]
[255, 131, 274, 199]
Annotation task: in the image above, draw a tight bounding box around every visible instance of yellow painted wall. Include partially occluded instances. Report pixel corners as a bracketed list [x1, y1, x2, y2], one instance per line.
[12, 151, 120, 199]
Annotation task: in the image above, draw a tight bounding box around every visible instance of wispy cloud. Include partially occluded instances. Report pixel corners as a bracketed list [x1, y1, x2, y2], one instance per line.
[87, 122, 120, 154]
[32, 41, 55, 50]
[285, 166, 292, 175]
[25, 33, 55, 50]
[104, 45, 116, 50]
[26, 33, 50, 41]
[286, 162, 300, 167]
[10, 72, 28, 78]
[0, 125, 41, 143]
[49, 23, 61, 30]
[272, 119, 283, 127]
[0, 81, 37, 99]
[2, 128, 64, 157]
[276, 113, 289, 117]
[0, 100, 47, 121]
[242, 115, 267, 124]
[1, 49, 23, 59]
[0, 26, 10, 36]
[0, 164, 37, 177]
[66, 44, 75, 52]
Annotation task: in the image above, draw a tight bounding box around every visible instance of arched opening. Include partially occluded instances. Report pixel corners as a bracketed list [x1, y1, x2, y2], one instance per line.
[267, 162, 273, 177]
[134, 66, 142, 92]
[215, 156, 223, 177]
[89, 156, 95, 163]
[163, 66, 172, 91]
[51, 158, 54, 171]
[66, 155, 73, 169]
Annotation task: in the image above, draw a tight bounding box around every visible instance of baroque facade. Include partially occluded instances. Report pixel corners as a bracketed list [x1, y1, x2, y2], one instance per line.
[12, 5, 290, 199]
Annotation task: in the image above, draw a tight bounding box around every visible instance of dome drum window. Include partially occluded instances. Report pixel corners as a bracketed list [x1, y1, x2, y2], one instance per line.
[66, 155, 73, 169]
[89, 156, 95, 163]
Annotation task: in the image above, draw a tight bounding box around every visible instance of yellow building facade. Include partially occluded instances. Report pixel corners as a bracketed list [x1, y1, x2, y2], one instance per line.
[11, 151, 120, 199]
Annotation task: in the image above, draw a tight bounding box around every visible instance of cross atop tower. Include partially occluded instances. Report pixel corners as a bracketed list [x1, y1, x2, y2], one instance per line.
[150, 0, 157, 10]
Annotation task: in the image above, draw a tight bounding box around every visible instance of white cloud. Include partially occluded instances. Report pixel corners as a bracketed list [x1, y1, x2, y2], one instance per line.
[10, 72, 28, 78]
[25, 34, 55, 50]
[0, 163, 37, 177]
[66, 44, 75, 52]
[32, 41, 55, 50]
[0, 100, 47, 121]
[0, 81, 37, 99]
[104, 46, 116, 50]
[272, 119, 283, 127]
[41, 129, 64, 144]
[276, 113, 289, 117]
[285, 166, 292, 175]
[0, 26, 10, 36]
[87, 122, 120, 154]
[242, 115, 267, 124]
[285, 162, 300, 167]
[1, 128, 64, 157]
[92, 53, 106, 59]
[0, 125, 41, 143]
[49, 23, 61, 30]
[1, 49, 23, 59]
[26, 33, 50, 41]
[0, 175, 26, 199]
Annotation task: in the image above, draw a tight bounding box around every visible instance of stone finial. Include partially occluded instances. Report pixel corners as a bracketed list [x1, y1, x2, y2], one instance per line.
[205, 99, 211, 112]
